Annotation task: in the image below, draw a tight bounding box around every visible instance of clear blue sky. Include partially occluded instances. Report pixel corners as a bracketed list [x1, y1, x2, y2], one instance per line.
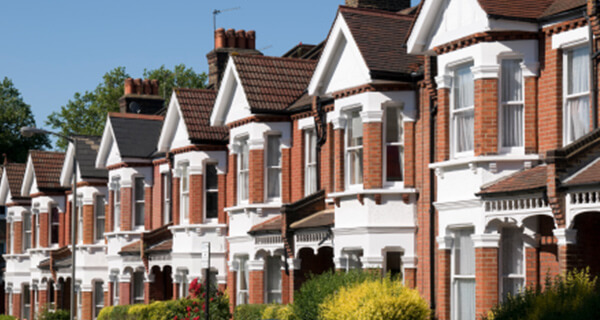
[0, 0, 419, 130]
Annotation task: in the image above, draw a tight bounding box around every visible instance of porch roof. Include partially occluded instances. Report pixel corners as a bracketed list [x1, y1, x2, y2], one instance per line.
[290, 208, 334, 229]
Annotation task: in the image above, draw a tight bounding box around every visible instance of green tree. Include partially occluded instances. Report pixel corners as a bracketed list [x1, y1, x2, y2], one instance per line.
[46, 64, 206, 149]
[0, 77, 51, 163]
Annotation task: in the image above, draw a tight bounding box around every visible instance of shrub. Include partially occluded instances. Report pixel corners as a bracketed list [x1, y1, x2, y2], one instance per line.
[261, 304, 295, 320]
[37, 306, 69, 320]
[97, 305, 132, 320]
[486, 269, 600, 320]
[292, 269, 380, 320]
[234, 304, 269, 320]
[0, 315, 16, 320]
[320, 277, 430, 320]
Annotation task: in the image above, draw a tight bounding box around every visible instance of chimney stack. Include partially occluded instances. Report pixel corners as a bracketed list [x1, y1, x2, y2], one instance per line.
[119, 78, 164, 115]
[345, 0, 411, 12]
[207, 28, 261, 89]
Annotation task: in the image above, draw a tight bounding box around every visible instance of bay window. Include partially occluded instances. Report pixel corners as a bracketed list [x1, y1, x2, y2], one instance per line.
[133, 177, 145, 228]
[564, 46, 590, 144]
[451, 63, 474, 156]
[266, 134, 282, 200]
[132, 271, 144, 304]
[238, 138, 249, 203]
[346, 110, 363, 186]
[95, 195, 106, 242]
[384, 106, 404, 183]
[452, 228, 475, 320]
[94, 281, 104, 319]
[50, 206, 59, 245]
[501, 227, 524, 299]
[33, 208, 39, 248]
[266, 256, 282, 304]
[236, 256, 249, 305]
[77, 195, 83, 243]
[500, 59, 524, 150]
[205, 164, 219, 221]
[304, 129, 317, 195]
[23, 211, 31, 250]
[162, 173, 171, 224]
[180, 164, 190, 224]
[112, 178, 121, 232]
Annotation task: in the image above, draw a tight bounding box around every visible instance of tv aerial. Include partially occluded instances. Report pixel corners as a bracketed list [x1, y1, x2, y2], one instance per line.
[213, 6, 241, 33]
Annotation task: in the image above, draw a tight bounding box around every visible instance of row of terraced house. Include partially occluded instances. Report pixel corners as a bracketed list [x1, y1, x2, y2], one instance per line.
[3, 0, 600, 319]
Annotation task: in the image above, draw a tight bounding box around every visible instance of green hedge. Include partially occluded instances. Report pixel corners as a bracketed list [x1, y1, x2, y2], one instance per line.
[0, 315, 16, 320]
[234, 304, 268, 320]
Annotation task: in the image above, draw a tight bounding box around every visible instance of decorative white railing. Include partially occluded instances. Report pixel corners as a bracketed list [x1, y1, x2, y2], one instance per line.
[484, 197, 548, 213]
[254, 235, 283, 245]
[569, 191, 600, 206]
[296, 231, 328, 243]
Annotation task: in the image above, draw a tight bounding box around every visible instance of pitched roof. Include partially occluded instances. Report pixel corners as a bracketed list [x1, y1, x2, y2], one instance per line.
[542, 0, 587, 18]
[30, 151, 66, 191]
[109, 113, 164, 158]
[4, 163, 26, 196]
[477, 0, 585, 20]
[232, 54, 316, 112]
[174, 88, 228, 143]
[339, 6, 422, 79]
[249, 215, 282, 234]
[564, 158, 600, 187]
[478, 165, 547, 195]
[73, 136, 107, 180]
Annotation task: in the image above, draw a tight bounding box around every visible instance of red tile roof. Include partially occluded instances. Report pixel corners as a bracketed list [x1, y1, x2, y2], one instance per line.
[543, 0, 587, 18]
[3, 163, 26, 196]
[232, 54, 316, 112]
[120, 240, 142, 254]
[477, 0, 585, 20]
[174, 88, 228, 143]
[146, 239, 173, 254]
[564, 159, 600, 187]
[249, 215, 282, 234]
[479, 165, 547, 195]
[339, 6, 422, 78]
[30, 151, 66, 191]
[290, 208, 334, 229]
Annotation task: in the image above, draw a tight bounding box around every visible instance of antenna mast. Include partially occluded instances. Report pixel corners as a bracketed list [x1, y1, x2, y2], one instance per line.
[213, 7, 241, 33]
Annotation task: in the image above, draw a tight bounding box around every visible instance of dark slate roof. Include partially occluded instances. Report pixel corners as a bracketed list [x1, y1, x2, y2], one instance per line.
[290, 208, 334, 229]
[4, 163, 26, 196]
[174, 88, 228, 143]
[73, 136, 107, 180]
[30, 151, 66, 191]
[109, 113, 164, 158]
[249, 215, 282, 234]
[477, 0, 585, 20]
[478, 165, 547, 195]
[232, 54, 316, 112]
[339, 6, 422, 79]
[564, 158, 600, 187]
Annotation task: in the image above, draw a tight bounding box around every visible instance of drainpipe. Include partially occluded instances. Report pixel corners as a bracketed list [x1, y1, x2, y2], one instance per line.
[429, 95, 437, 312]
[586, 7, 599, 129]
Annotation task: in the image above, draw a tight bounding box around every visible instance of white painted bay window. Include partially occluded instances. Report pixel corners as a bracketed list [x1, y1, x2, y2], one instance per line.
[205, 163, 219, 221]
[95, 195, 106, 242]
[23, 211, 31, 250]
[238, 137, 250, 203]
[501, 227, 524, 299]
[162, 173, 171, 224]
[500, 59, 524, 150]
[304, 128, 317, 195]
[236, 256, 249, 305]
[180, 164, 190, 224]
[385, 106, 404, 183]
[266, 256, 282, 304]
[50, 206, 59, 245]
[266, 134, 282, 200]
[452, 228, 475, 320]
[346, 110, 363, 186]
[452, 63, 474, 156]
[134, 177, 145, 228]
[94, 281, 104, 319]
[565, 46, 591, 144]
[112, 178, 121, 232]
[132, 271, 144, 304]
[33, 208, 39, 248]
[77, 195, 83, 243]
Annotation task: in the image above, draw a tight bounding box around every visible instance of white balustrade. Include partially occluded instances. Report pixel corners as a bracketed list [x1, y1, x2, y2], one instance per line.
[484, 197, 548, 213]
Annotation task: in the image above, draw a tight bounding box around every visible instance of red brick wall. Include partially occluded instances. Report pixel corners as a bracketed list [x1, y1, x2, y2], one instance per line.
[12, 293, 20, 319]
[538, 34, 564, 152]
[474, 79, 499, 156]
[321, 123, 334, 195]
[172, 177, 180, 226]
[82, 205, 94, 245]
[249, 150, 264, 204]
[281, 147, 291, 203]
[119, 282, 130, 306]
[291, 120, 305, 202]
[437, 88, 451, 162]
[39, 212, 49, 248]
[81, 291, 92, 320]
[248, 270, 264, 304]
[120, 188, 132, 231]
[524, 77, 539, 154]
[404, 121, 416, 188]
[218, 174, 227, 224]
[227, 270, 236, 313]
[152, 165, 163, 229]
[436, 249, 451, 320]
[334, 128, 345, 192]
[144, 187, 153, 230]
[38, 289, 47, 311]
[172, 283, 179, 300]
[405, 268, 417, 289]
[364, 122, 383, 189]
[475, 247, 499, 317]
[525, 246, 538, 289]
[281, 269, 291, 305]
[106, 191, 114, 234]
[227, 154, 238, 208]
[13, 221, 22, 254]
[144, 282, 151, 304]
[107, 282, 113, 307]
[190, 174, 204, 224]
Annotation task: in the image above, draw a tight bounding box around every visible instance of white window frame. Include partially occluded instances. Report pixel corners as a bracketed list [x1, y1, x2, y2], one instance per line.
[95, 194, 106, 242]
[343, 249, 363, 271]
[383, 105, 405, 187]
[265, 133, 282, 202]
[133, 177, 145, 229]
[345, 108, 364, 189]
[111, 178, 121, 232]
[23, 211, 32, 251]
[265, 255, 282, 304]
[304, 128, 317, 195]
[50, 205, 60, 246]
[499, 57, 525, 154]
[451, 227, 476, 320]
[563, 44, 591, 145]
[450, 62, 475, 158]
[132, 271, 145, 304]
[179, 270, 189, 298]
[77, 195, 83, 244]
[500, 227, 525, 301]
[204, 162, 219, 223]
[179, 163, 190, 224]
[22, 284, 30, 320]
[236, 255, 249, 306]
[237, 137, 250, 204]
[93, 281, 104, 319]
[162, 172, 171, 225]
[9, 220, 14, 254]
[112, 277, 119, 306]
[33, 208, 40, 248]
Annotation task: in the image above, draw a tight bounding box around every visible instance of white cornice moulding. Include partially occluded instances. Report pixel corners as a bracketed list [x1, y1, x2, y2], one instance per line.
[435, 75, 452, 89]
[471, 233, 501, 248]
[471, 65, 500, 80]
[521, 62, 540, 78]
[553, 228, 577, 246]
[248, 138, 264, 150]
[360, 110, 383, 123]
[248, 259, 265, 271]
[437, 236, 453, 250]
[331, 117, 347, 130]
[433, 199, 482, 211]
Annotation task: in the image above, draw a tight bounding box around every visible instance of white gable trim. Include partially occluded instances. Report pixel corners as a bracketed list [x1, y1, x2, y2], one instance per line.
[307, 12, 371, 96]
[0, 168, 10, 205]
[95, 117, 118, 169]
[59, 141, 81, 187]
[21, 154, 36, 197]
[211, 58, 252, 127]
[157, 91, 190, 152]
[407, 0, 447, 55]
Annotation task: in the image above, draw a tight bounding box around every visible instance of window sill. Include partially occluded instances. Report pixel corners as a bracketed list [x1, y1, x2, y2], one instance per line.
[329, 187, 418, 199]
[104, 230, 143, 241]
[3, 253, 30, 261]
[429, 154, 540, 171]
[74, 243, 106, 254]
[169, 223, 227, 236]
[225, 203, 282, 214]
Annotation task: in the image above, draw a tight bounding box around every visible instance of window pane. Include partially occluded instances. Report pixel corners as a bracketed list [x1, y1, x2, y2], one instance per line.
[454, 229, 475, 275]
[133, 272, 144, 303]
[240, 172, 249, 201]
[182, 194, 189, 221]
[163, 173, 171, 224]
[96, 196, 105, 241]
[568, 46, 590, 95]
[206, 164, 218, 190]
[501, 59, 523, 102]
[206, 192, 218, 219]
[181, 167, 189, 192]
[94, 282, 104, 317]
[455, 110, 474, 152]
[455, 278, 476, 320]
[241, 139, 249, 170]
[135, 203, 144, 227]
[502, 104, 524, 147]
[266, 256, 282, 304]
[502, 228, 523, 275]
[349, 111, 363, 147]
[51, 207, 60, 244]
[567, 96, 591, 142]
[386, 145, 403, 182]
[385, 108, 403, 144]
[349, 149, 363, 185]
[267, 135, 281, 166]
[454, 64, 474, 110]
[268, 168, 281, 198]
[135, 178, 145, 200]
[386, 251, 403, 278]
[502, 278, 524, 300]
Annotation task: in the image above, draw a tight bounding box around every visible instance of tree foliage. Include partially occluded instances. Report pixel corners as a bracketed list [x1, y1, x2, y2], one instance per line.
[46, 64, 206, 149]
[0, 77, 51, 163]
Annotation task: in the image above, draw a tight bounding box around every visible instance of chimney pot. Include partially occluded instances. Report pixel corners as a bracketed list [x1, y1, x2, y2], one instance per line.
[236, 30, 247, 49]
[124, 78, 134, 95]
[246, 30, 256, 50]
[142, 79, 152, 95]
[215, 28, 226, 49]
[226, 29, 236, 48]
[133, 78, 143, 94]
[150, 79, 160, 95]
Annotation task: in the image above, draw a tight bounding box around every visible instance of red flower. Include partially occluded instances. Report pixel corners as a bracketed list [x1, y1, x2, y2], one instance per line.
[194, 307, 199, 313]
[187, 306, 191, 312]
[193, 317, 200, 320]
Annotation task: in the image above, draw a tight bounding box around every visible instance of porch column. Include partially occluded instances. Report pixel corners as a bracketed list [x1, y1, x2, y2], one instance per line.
[248, 260, 265, 304]
[436, 236, 452, 320]
[282, 258, 300, 304]
[143, 273, 155, 305]
[118, 274, 131, 306]
[473, 233, 501, 318]
[523, 228, 540, 289]
[553, 228, 578, 274]
[81, 284, 93, 320]
[227, 261, 237, 314]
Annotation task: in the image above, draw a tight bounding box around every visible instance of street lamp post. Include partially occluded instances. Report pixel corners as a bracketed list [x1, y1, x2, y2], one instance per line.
[21, 127, 78, 320]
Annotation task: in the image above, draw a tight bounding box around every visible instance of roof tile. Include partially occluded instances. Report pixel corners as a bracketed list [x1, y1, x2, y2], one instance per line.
[30, 151, 66, 191]
[479, 165, 547, 195]
[175, 88, 228, 142]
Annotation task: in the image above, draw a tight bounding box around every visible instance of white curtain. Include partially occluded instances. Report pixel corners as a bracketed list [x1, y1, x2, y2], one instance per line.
[267, 135, 281, 198]
[567, 47, 591, 142]
[456, 279, 476, 320]
[569, 47, 590, 95]
[502, 59, 524, 147]
[239, 140, 249, 201]
[568, 96, 590, 142]
[454, 64, 474, 153]
[502, 60, 523, 102]
[454, 229, 475, 320]
[502, 104, 523, 147]
[455, 111, 474, 152]
[266, 256, 282, 303]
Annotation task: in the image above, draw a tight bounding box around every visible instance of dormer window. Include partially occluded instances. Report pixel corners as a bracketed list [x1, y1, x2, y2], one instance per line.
[180, 164, 190, 224]
[564, 46, 590, 144]
[266, 134, 282, 200]
[133, 177, 145, 228]
[346, 109, 363, 187]
[238, 138, 250, 203]
[384, 106, 404, 184]
[451, 63, 474, 157]
[500, 59, 524, 151]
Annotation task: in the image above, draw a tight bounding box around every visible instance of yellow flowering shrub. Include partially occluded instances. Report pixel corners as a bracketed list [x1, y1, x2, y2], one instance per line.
[320, 277, 430, 320]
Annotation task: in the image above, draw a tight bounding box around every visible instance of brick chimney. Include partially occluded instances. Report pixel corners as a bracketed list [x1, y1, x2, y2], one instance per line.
[345, 0, 411, 11]
[119, 78, 165, 115]
[206, 28, 261, 89]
